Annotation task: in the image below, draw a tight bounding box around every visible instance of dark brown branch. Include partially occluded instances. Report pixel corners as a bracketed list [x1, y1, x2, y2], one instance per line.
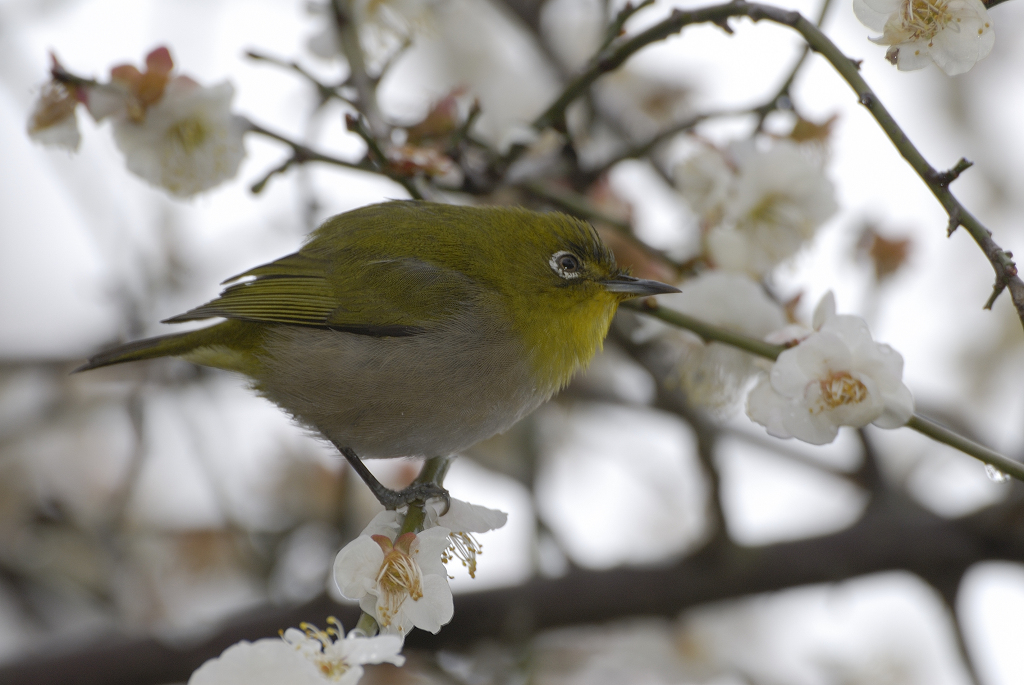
[6, 489, 1023, 685]
[600, 0, 657, 51]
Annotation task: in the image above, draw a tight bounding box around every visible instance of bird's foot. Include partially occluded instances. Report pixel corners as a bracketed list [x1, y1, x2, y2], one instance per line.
[336, 445, 451, 513]
[377, 481, 451, 513]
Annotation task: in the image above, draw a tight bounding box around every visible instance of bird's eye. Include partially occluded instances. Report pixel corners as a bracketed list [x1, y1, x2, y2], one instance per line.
[550, 251, 582, 279]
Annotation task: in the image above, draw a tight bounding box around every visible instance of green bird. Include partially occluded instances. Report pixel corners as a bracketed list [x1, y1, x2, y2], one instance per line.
[78, 201, 678, 507]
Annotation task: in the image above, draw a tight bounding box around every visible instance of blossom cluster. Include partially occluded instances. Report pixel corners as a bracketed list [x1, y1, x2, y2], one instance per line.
[28, 47, 246, 197]
[675, 139, 838, 279]
[188, 497, 507, 683]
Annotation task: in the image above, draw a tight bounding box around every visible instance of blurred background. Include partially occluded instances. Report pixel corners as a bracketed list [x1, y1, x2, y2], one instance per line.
[2, 0, 1024, 683]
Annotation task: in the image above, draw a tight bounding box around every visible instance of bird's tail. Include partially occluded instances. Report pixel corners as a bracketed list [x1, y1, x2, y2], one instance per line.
[74, 328, 214, 373]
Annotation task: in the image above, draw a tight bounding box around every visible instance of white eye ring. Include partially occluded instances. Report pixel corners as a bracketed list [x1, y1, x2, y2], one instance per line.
[550, 251, 582, 279]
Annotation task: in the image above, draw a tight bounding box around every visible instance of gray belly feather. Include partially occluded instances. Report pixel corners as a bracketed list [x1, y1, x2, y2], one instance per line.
[251, 315, 547, 458]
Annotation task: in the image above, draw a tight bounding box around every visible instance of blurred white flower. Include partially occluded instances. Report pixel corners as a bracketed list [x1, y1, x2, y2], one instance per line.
[676, 141, 837, 278]
[675, 147, 732, 222]
[334, 526, 453, 635]
[853, 0, 994, 75]
[111, 78, 247, 197]
[358, 498, 508, 579]
[594, 68, 691, 142]
[641, 271, 788, 410]
[26, 81, 81, 151]
[746, 293, 914, 444]
[187, 619, 404, 685]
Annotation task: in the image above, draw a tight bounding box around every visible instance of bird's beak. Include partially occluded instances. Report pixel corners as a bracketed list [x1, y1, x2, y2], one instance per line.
[601, 274, 680, 296]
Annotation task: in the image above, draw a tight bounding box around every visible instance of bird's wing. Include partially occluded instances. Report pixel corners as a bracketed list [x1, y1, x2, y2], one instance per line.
[163, 252, 476, 337]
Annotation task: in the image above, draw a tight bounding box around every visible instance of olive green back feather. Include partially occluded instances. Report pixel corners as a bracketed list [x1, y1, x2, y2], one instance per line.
[162, 202, 614, 342]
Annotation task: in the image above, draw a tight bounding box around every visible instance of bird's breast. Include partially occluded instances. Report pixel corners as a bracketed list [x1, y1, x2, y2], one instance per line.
[250, 312, 547, 459]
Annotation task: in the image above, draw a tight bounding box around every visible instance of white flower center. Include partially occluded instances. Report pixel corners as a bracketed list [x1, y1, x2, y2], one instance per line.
[165, 115, 209, 152]
[812, 371, 869, 413]
[745, 192, 789, 226]
[315, 655, 352, 681]
[897, 0, 955, 41]
[291, 619, 353, 682]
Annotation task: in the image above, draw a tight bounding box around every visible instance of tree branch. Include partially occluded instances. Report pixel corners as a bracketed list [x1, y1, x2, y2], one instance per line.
[753, 0, 835, 129]
[529, 0, 1024, 329]
[7, 489, 1022, 685]
[245, 50, 352, 107]
[246, 119, 372, 193]
[329, 0, 386, 136]
[624, 299, 1024, 481]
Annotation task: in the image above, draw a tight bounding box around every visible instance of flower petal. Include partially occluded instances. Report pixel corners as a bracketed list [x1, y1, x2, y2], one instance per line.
[432, 498, 507, 533]
[187, 638, 324, 685]
[401, 573, 454, 633]
[873, 382, 915, 428]
[334, 536, 385, 600]
[331, 633, 406, 667]
[812, 291, 836, 330]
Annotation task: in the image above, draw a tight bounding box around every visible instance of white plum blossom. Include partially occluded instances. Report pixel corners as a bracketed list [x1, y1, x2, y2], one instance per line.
[111, 77, 247, 197]
[675, 147, 732, 222]
[28, 47, 247, 197]
[853, 0, 994, 75]
[637, 271, 788, 410]
[187, 619, 404, 685]
[746, 293, 914, 444]
[334, 525, 454, 635]
[675, 141, 837, 278]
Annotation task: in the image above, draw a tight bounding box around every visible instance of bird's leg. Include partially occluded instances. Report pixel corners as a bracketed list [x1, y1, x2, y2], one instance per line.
[335, 444, 451, 512]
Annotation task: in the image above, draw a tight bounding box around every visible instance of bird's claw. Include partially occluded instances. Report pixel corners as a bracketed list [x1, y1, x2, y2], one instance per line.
[380, 481, 451, 514]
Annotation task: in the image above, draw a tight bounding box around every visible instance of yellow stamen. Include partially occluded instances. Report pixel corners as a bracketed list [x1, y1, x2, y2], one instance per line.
[373, 533, 423, 627]
[441, 531, 483, 578]
[810, 371, 868, 413]
[166, 116, 209, 152]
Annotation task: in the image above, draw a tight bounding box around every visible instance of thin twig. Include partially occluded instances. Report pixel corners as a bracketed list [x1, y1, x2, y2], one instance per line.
[626, 298, 1024, 482]
[906, 415, 1024, 482]
[245, 120, 370, 193]
[585, 110, 722, 179]
[600, 0, 657, 51]
[626, 298, 787, 360]
[330, 0, 386, 136]
[245, 50, 351, 106]
[345, 114, 424, 200]
[753, 0, 835, 130]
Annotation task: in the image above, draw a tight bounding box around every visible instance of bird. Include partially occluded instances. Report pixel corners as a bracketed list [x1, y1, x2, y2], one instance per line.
[77, 201, 679, 508]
